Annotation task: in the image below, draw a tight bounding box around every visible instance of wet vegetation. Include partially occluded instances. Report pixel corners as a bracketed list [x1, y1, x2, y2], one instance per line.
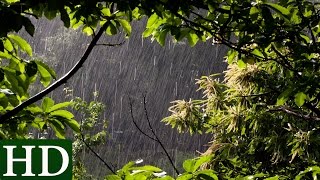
[1, 0, 320, 179]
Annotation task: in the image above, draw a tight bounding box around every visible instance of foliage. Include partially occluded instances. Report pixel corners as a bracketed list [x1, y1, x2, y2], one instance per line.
[0, 0, 320, 179]
[105, 155, 218, 180]
[70, 95, 108, 180]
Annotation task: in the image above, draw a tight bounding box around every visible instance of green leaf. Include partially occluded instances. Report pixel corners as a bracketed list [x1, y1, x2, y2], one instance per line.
[250, 7, 259, 15]
[237, 60, 246, 69]
[197, 171, 218, 180]
[37, 63, 51, 87]
[183, 159, 195, 172]
[4, 39, 13, 52]
[276, 88, 293, 105]
[8, 34, 32, 56]
[49, 102, 72, 112]
[50, 110, 74, 119]
[265, 175, 280, 180]
[130, 165, 162, 172]
[63, 119, 80, 133]
[42, 97, 55, 112]
[186, 32, 199, 47]
[118, 19, 131, 36]
[106, 22, 117, 35]
[49, 119, 65, 139]
[146, 13, 158, 28]
[193, 156, 212, 172]
[82, 26, 94, 36]
[156, 30, 168, 46]
[101, 8, 111, 17]
[294, 92, 307, 107]
[177, 174, 193, 180]
[264, 3, 290, 16]
[35, 60, 56, 79]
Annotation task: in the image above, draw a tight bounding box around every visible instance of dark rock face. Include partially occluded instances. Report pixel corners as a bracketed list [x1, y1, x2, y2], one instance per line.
[23, 18, 228, 176]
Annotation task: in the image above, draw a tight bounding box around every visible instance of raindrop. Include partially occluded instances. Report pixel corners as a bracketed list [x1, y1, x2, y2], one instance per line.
[153, 56, 157, 66]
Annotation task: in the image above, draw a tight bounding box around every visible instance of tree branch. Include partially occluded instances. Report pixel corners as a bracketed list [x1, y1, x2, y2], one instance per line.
[0, 22, 111, 122]
[129, 96, 180, 175]
[269, 106, 320, 121]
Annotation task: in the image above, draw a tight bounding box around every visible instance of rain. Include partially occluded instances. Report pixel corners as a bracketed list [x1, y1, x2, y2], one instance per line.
[22, 17, 228, 177]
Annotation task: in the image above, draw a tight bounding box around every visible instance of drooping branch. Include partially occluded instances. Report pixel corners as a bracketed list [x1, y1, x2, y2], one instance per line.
[0, 22, 111, 122]
[129, 96, 180, 175]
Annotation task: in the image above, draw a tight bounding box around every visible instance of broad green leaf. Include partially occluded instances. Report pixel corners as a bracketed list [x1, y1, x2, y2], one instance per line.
[26, 105, 43, 114]
[186, 32, 199, 47]
[118, 19, 131, 36]
[49, 119, 65, 139]
[41, 97, 54, 112]
[276, 88, 293, 105]
[183, 159, 195, 172]
[142, 28, 154, 38]
[37, 63, 51, 87]
[35, 60, 56, 79]
[193, 156, 212, 172]
[31, 117, 46, 130]
[156, 30, 168, 46]
[101, 8, 111, 17]
[265, 3, 290, 16]
[50, 110, 74, 119]
[177, 174, 193, 180]
[63, 119, 80, 133]
[106, 22, 117, 35]
[4, 0, 20, 4]
[4, 39, 13, 52]
[82, 26, 94, 36]
[49, 102, 72, 112]
[294, 92, 307, 107]
[237, 60, 246, 69]
[252, 49, 264, 58]
[146, 14, 158, 28]
[8, 34, 32, 56]
[250, 7, 259, 15]
[130, 165, 162, 172]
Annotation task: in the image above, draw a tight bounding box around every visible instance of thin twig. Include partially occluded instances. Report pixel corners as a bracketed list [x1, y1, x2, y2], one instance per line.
[129, 98, 157, 141]
[269, 106, 320, 121]
[129, 96, 180, 175]
[79, 132, 116, 174]
[142, 95, 180, 175]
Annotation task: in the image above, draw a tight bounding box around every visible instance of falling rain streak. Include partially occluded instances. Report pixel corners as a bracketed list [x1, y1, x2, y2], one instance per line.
[22, 18, 228, 177]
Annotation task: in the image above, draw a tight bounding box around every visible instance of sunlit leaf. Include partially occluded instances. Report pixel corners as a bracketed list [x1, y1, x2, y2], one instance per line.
[8, 34, 32, 56]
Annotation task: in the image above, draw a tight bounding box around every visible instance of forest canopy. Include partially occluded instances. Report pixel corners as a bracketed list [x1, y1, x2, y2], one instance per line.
[0, 0, 320, 179]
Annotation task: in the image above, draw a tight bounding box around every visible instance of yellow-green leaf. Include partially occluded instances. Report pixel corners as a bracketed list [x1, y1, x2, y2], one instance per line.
[8, 34, 32, 56]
